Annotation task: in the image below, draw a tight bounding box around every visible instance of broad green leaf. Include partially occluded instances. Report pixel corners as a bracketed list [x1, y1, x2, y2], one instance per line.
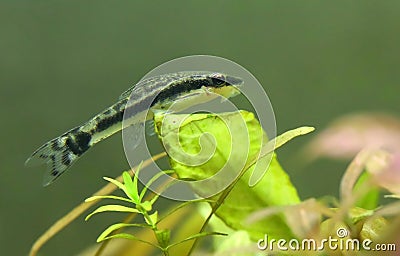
[215, 155, 300, 240]
[155, 111, 311, 240]
[123, 171, 139, 203]
[155, 111, 263, 196]
[97, 222, 150, 242]
[197, 203, 246, 251]
[85, 205, 140, 221]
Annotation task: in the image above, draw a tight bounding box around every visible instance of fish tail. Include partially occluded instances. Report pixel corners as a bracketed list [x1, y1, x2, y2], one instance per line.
[25, 126, 93, 186]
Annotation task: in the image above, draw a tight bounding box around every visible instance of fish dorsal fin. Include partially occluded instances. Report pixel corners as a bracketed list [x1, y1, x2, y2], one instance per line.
[118, 74, 167, 100]
[118, 85, 136, 100]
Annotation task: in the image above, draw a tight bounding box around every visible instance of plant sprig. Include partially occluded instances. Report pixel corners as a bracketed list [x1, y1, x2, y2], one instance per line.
[85, 164, 225, 255]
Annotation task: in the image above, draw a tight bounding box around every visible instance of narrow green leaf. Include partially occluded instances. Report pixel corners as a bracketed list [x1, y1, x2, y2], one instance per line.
[85, 204, 140, 221]
[354, 172, 380, 210]
[103, 177, 134, 201]
[97, 223, 151, 242]
[385, 195, 400, 199]
[149, 193, 161, 206]
[141, 201, 152, 212]
[271, 126, 314, 150]
[149, 211, 158, 225]
[123, 171, 139, 203]
[132, 163, 143, 202]
[140, 170, 175, 201]
[247, 126, 315, 185]
[167, 232, 226, 250]
[85, 195, 133, 204]
[157, 199, 216, 224]
[98, 233, 161, 249]
[248, 126, 315, 187]
[148, 174, 179, 205]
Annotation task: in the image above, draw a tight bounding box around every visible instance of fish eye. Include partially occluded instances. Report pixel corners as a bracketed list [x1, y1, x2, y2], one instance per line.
[210, 74, 226, 86]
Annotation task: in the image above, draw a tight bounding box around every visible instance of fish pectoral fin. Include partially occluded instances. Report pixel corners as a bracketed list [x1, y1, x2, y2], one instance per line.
[145, 119, 156, 136]
[123, 121, 145, 151]
[168, 90, 218, 113]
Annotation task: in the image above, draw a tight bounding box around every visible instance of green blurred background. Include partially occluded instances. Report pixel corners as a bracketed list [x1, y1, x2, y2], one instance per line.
[1, 1, 399, 255]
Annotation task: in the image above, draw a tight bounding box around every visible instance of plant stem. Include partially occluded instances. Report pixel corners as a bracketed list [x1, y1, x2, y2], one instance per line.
[142, 210, 171, 256]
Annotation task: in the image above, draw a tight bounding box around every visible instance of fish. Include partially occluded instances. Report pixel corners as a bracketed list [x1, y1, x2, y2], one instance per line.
[25, 71, 243, 186]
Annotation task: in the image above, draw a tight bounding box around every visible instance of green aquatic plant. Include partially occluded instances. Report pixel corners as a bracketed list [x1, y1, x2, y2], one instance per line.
[85, 110, 314, 255]
[85, 166, 225, 256]
[30, 111, 400, 255]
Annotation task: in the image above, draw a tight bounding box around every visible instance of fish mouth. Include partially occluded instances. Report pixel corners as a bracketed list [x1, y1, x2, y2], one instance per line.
[225, 75, 244, 87]
[226, 75, 243, 97]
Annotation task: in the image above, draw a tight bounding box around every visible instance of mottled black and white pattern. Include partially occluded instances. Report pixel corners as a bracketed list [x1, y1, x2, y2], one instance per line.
[25, 71, 243, 186]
